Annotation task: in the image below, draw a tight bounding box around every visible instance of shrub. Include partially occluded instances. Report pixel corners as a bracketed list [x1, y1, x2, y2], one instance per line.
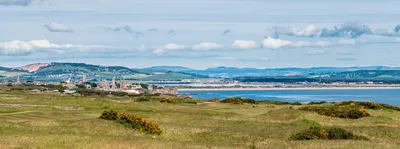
[136, 97, 150, 102]
[257, 100, 303, 105]
[307, 101, 328, 105]
[222, 97, 256, 104]
[334, 101, 400, 111]
[99, 110, 118, 120]
[99, 110, 162, 135]
[160, 98, 174, 103]
[299, 105, 370, 119]
[209, 98, 221, 103]
[289, 127, 368, 140]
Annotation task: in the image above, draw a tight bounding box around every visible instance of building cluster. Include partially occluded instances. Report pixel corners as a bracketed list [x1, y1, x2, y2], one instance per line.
[1, 74, 178, 95]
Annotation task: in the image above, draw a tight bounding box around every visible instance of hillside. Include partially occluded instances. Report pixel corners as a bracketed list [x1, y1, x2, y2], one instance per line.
[163, 66, 400, 78]
[18, 63, 51, 72]
[8, 63, 205, 81]
[0, 66, 29, 77]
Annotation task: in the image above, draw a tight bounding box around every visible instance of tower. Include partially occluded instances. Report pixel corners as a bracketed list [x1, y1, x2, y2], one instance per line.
[82, 74, 87, 83]
[16, 76, 21, 84]
[111, 76, 116, 90]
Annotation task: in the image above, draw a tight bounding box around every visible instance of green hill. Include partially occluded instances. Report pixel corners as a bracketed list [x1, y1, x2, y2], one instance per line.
[0, 66, 29, 77]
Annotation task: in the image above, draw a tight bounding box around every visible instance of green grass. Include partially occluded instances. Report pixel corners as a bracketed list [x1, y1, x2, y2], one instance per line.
[0, 90, 399, 148]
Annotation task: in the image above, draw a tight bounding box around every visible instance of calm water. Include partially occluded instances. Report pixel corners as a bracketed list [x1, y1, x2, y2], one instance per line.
[179, 89, 400, 106]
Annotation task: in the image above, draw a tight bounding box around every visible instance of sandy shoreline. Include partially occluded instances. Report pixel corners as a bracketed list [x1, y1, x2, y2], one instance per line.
[178, 87, 400, 91]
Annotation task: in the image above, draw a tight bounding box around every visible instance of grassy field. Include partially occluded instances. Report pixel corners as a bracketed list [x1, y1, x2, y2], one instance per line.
[0, 91, 399, 149]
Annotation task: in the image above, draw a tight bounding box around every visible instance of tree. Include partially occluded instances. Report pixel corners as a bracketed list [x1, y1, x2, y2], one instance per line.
[76, 84, 86, 89]
[56, 85, 68, 93]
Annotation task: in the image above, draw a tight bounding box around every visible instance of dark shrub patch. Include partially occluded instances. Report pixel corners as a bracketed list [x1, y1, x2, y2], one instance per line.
[222, 97, 256, 104]
[307, 101, 328, 105]
[99, 110, 118, 120]
[334, 101, 400, 111]
[99, 110, 162, 135]
[257, 100, 302, 105]
[136, 97, 150, 102]
[289, 127, 368, 140]
[299, 105, 370, 119]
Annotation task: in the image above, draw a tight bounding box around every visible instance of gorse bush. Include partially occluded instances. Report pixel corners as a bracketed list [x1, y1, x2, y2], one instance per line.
[334, 101, 400, 111]
[257, 100, 302, 105]
[99, 110, 118, 120]
[299, 105, 370, 119]
[289, 127, 368, 140]
[99, 110, 162, 135]
[222, 97, 256, 104]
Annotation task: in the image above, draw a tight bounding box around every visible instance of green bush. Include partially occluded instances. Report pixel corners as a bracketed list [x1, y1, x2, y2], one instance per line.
[99, 110, 162, 135]
[289, 127, 368, 140]
[257, 100, 302, 105]
[136, 97, 150, 102]
[99, 110, 118, 120]
[299, 105, 370, 119]
[307, 101, 328, 105]
[222, 97, 256, 104]
[334, 101, 400, 111]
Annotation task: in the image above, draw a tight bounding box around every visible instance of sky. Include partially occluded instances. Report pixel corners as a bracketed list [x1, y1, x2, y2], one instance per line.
[1, 0, 400, 69]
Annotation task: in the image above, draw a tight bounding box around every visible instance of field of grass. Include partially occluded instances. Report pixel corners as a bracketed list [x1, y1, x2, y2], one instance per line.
[0, 91, 400, 149]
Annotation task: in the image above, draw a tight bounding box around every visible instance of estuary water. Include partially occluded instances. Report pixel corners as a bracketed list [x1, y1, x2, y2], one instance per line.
[179, 89, 400, 106]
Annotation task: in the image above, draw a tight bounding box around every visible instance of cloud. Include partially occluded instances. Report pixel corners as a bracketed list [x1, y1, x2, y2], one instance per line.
[105, 25, 134, 33]
[336, 58, 357, 61]
[192, 42, 224, 51]
[44, 22, 73, 33]
[148, 28, 158, 32]
[221, 29, 232, 36]
[153, 43, 185, 55]
[262, 36, 355, 49]
[0, 40, 119, 56]
[232, 40, 258, 49]
[168, 29, 176, 36]
[164, 43, 185, 50]
[306, 50, 327, 55]
[272, 22, 400, 38]
[336, 51, 354, 55]
[259, 57, 272, 61]
[210, 56, 236, 60]
[0, 0, 36, 6]
[136, 32, 144, 39]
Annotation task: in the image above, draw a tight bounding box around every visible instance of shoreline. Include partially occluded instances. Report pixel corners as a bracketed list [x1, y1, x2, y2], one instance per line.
[178, 86, 400, 91]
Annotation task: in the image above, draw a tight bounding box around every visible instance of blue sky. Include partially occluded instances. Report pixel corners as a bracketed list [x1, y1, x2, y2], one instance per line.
[1, 0, 400, 69]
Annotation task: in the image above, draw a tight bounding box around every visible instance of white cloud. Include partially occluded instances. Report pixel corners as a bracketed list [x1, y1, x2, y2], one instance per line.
[0, 0, 33, 6]
[0, 40, 118, 56]
[306, 50, 327, 55]
[192, 42, 224, 51]
[210, 56, 236, 60]
[262, 37, 355, 49]
[272, 22, 400, 38]
[164, 43, 185, 50]
[44, 22, 74, 33]
[152, 43, 185, 55]
[336, 51, 354, 55]
[153, 48, 164, 56]
[259, 57, 272, 61]
[232, 40, 258, 49]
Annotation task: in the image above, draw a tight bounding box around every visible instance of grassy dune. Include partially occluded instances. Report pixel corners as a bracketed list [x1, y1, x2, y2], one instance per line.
[0, 91, 399, 149]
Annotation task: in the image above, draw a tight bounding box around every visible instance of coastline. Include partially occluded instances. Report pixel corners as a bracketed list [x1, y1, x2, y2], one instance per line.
[178, 86, 400, 91]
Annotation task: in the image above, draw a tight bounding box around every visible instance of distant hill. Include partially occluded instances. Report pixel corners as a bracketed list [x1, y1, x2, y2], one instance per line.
[0, 66, 28, 77]
[3, 63, 400, 81]
[171, 66, 400, 78]
[18, 63, 51, 72]
[317, 70, 400, 79]
[147, 66, 194, 72]
[0, 63, 205, 81]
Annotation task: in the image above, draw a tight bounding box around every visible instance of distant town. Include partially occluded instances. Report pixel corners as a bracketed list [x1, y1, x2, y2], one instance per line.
[2, 62, 400, 95]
